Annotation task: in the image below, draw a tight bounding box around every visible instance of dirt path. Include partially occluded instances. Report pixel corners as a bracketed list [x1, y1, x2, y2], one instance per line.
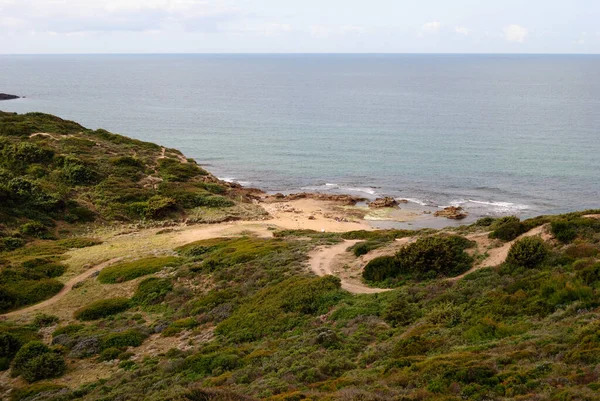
[307, 225, 553, 292]
[1, 257, 123, 318]
[448, 224, 550, 281]
[308, 240, 391, 294]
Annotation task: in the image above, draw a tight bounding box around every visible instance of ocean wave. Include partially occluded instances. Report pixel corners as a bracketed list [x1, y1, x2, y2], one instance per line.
[398, 197, 435, 207]
[301, 183, 378, 197]
[218, 177, 252, 186]
[447, 199, 530, 213]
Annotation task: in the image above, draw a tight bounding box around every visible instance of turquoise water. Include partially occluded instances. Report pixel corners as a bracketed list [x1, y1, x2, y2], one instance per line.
[1, 54, 599, 218]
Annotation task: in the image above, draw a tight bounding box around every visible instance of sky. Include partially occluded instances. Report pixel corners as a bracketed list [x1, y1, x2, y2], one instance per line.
[0, 0, 599, 54]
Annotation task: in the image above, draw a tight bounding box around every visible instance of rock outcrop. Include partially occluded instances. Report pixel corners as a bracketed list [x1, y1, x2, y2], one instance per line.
[368, 197, 399, 208]
[0, 93, 19, 101]
[263, 192, 365, 205]
[434, 206, 468, 220]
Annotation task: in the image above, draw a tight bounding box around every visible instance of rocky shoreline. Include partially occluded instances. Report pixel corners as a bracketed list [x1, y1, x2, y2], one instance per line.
[0, 93, 20, 101]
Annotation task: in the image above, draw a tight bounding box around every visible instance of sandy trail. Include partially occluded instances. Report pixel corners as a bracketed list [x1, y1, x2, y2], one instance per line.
[307, 224, 552, 292]
[448, 224, 550, 281]
[308, 240, 391, 294]
[1, 257, 124, 318]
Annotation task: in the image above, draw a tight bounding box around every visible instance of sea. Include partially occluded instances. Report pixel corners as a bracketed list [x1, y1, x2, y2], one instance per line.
[1, 54, 599, 219]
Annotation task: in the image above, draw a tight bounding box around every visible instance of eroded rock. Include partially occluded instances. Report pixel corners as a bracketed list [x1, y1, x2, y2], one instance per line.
[368, 197, 399, 208]
[434, 206, 468, 220]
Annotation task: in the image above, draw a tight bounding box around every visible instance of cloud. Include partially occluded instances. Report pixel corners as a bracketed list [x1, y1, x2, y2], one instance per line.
[454, 26, 469, 35]
[0, 0, 243, 33]
[234, 22, 292, 37]
[309, 25, 365, 39]
[420, 21, 441, 36]
[503, 24, 528, 43]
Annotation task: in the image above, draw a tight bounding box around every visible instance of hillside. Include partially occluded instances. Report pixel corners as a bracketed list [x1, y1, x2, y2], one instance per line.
[1, 112, 600, 401]
[0, 111, 264, 313]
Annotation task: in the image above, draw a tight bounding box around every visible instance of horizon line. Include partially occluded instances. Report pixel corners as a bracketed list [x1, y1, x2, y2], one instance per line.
[1, 52, 599, 56]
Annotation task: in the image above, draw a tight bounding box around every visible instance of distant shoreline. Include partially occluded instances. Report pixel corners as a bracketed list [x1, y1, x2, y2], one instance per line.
[0, 93, 19, 101]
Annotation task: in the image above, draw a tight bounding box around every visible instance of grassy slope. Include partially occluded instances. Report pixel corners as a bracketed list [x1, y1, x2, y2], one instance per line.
[2, 113, 600, 401]
[0, 111, 263, 314]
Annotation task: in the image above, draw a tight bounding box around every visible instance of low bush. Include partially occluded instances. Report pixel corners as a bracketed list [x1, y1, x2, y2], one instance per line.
[506, 237, 549, 268]
[489, 216, 526, 241]
[55, 237, 102, 249]
[564, 244, 599, 259]
[350, 240, 389, 257]
[158, 158, 207, 182]
[363, 256, 397, 282]
[216, 276, 345, 342]
[11, 341, 66, 382]
[132, 277, 173, 306]
[551, 220, 578, 243]
[33, 313, 59, 328]
[99, 347, 122, 361]
[128, 196, 178, 219]
[397, 235, 473, 279]
[0, 333, 21, 370]
[20, 222, 49, 238]
[53, 324, 84, 337]
[74, 298, 130, 321]
[9, 383, 67, 401]
[364, 235, 473, 282]
[98, 256, 182, 284]
[0, 279, 64, 313]
[101, 329, 147, 349]
[182, 388, 256, 401]
[383, 293, 420, 327]
[184, 352, 240, 376]
[20, 352, 66, 382]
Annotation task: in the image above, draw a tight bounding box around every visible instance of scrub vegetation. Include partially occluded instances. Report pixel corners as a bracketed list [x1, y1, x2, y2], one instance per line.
[3, 112, 600, 401]
[0, 112, 258, 313]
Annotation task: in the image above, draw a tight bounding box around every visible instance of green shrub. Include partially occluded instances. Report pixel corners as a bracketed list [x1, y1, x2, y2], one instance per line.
[74, 298, 130, 321]
[132, 277, 173, 306]
[363, 256, 397, 282]
[22, 258, 65, 278]
[33, 314, 59, 328]
[11, 342, 46, 376]
[11, 341, 66, 382]
[577, 263, 600, 286]
[9, 382, 67, 401]
[489, 216, 525, 241]
[158, 158, 207, 182]
[506, 237, 549, 268]
[128, 196, 178, 219]
[0, 237, 25, 252]
[474, 217, 496, 227]
[20, 352, 66, 382]
[55, 237, 102, 249]
[182, 388, 256, 401]
[20, 222, 49, 238]
[0, 333, 21, 370]
[216, 276, 345, 342]
[564, 244, 599, 259]
[98, 347, 122, 361]
[350, 239, 389, 257]
[0, 279, 63, 313]
[197, 182, 227, 195]
[184, 352, 240, 376]
[397, 235, 473, 279]
[101, 329, 147, 349]
[53, 324, 84, 337]
[97, 256, 181, 284]
[551, 220, 578, 243]
[383, 294, 420, 327]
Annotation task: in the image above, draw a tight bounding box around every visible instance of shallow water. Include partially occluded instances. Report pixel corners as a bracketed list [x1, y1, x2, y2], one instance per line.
[1, 54, 599, 218]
